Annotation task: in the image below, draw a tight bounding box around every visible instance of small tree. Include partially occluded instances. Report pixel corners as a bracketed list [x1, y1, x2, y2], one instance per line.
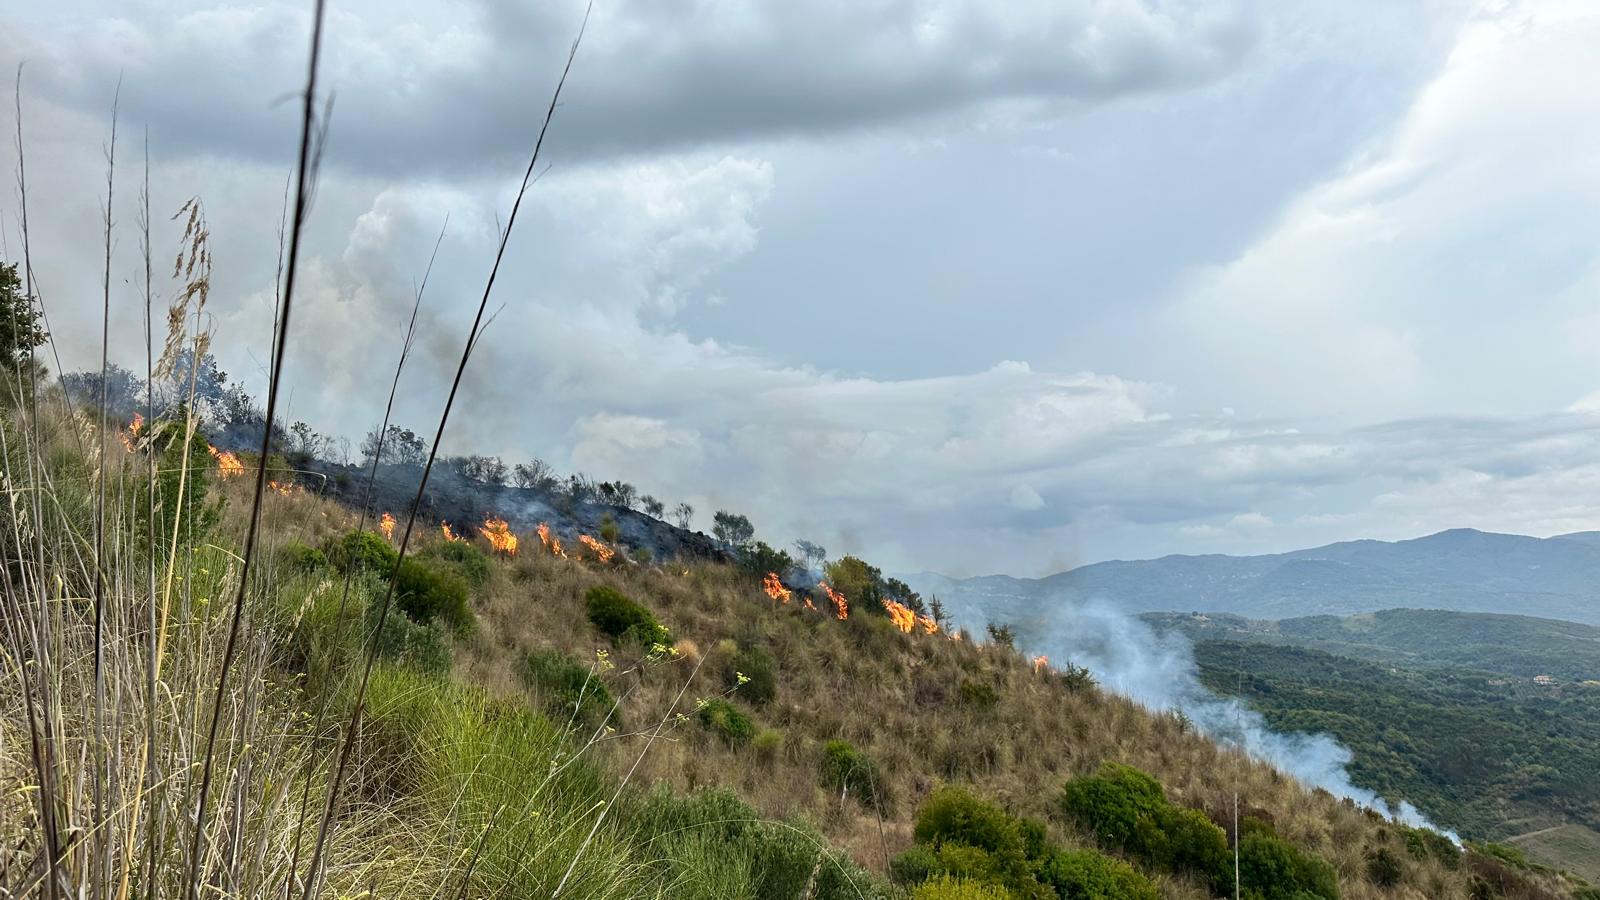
[673, 502, 694, 530]
[985, 623, 1016, 649]
[641, 495, 665, 518]
[793, 539, 827, 571]
[0, 262, 47, 372]
[512, 458, 556, 490]
[712, 510, 755, 549]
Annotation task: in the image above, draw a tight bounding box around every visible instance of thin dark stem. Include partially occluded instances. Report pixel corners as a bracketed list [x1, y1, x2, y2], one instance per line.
[184, 2, 328, 895]
[298, 8, 590, 897]
[92, 79, 120, 896]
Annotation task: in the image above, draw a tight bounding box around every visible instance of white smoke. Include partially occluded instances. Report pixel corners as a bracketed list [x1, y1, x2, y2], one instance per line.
[958, 596, 1456, 837]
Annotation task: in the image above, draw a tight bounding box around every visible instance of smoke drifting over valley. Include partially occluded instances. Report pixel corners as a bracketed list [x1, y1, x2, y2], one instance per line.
[944, 594, 1449, 834]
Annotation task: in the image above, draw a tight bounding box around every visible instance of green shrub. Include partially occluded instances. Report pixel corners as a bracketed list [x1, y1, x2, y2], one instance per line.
[726, 644, 777, 705]
[1239, 820, 1339, 900]
[519, 648, 616, 728]
[393, 556, 474, 634]
[323, 528, 399, 574]
[909, 874, 1014, 899]
[1058, 763, 1166, 854]
[628, 786, 887, 899]
[1468, 842, 1530, 870]
[910, 786, 1043, 895]
[281, 541, 326, 572]
[1037, 849, 1159, 900]
[599, 513, 620, 545]
[697, 698, 755, 746]
[1400, 827, 1460, 868]
[584, 585, 671, 646]
[752, 728, 784, 762]
[737, 539, 795, 578]
[958, 679, 999, 709]
[1365, 845, 1404, 886]
[418, 537, 491, 588]
[820, 739, 888, 809]
[370, 603, 452, 676]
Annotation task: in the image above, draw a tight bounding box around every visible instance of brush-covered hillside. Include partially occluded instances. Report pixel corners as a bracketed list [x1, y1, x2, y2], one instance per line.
[5, 360, 1597, 899]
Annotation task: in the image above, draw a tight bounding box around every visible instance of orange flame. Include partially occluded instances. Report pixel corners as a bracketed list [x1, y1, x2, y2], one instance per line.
[479, 517, 519, 556]
[917, 614, 939, 635]
[379, 512, 396, 541]
[882, 598, 916, 633]
[206, 444, 244, 479]
[819, 582, 849, 620]
[578, 534, 615, 563]
[802, 596, 818, 612]
[441, 522, 465, 543]
[762, 572, 792, 604]
[1032, 655, 1049, 674]
[536, 522, 566, 557]
[267, 480, 299, 496]
[950, 631, 963, 642]
[120, 413, 144, 452]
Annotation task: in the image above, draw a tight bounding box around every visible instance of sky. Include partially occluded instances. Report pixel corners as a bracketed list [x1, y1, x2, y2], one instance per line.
[6, 0, 1600, 576]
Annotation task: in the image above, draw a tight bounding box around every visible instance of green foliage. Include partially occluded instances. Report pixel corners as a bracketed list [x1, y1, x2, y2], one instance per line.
[599, 513, 621, 545]
[152, 419, 222, 545]
[738, 540, 795, 578]
[1401, 827, 1461, 868]
[910, 786, 1043, 896]
[1036, 849, 1160, 900]
[519, 648, 616, 728]
[1238, 819, 1339, 900]
[825, 555, 884, 610]
[958, 679, 999, 710]
[1365, 845, 1404, 886]
[696, 698, 755, 746]
[752, 728, 784, 762]
[1194, 640, 1600, 839]
[0, 262, 47, 370]
[909, 874, 1015, 899]
[820, 739, 888, 809]
[725, 644, 777, 705]
[711, 509, 755, 548]
[418, 538, 492, 588]
[324, 528, 399, 575]
[393, 557, 474, 634]
[1468, 842, 1531, 869]
[281, 541, 326, 572]
[370, 602, 453, 676]
[584, 585, 671, 647]
[627, 786, 888, 899]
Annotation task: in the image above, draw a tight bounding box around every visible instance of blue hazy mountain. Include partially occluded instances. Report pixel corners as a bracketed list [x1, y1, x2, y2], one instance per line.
[906, 528, 1600, 626]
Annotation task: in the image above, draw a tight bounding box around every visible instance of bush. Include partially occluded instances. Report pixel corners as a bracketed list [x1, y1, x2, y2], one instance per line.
[738, 540, 795, 578]
[820, 739, 888, 809]
[418, 538, 491, 588]
[696, 698, 755, 746]
[1401, 827, 1460, 868]
[910, 874, 1015, 899]
[281, 541, 326, 572]
[599, 513, 621, 545]
[1037, 849, 1159, 900]
[393, 557, 474, 634]
[1239, 820, 1339, 900]
[1059, 763, 1232, 890]
[1365, 845, 1404, 886]
[958, 679, 999, 709]
[585, 585, 671, 646]
[324, 528, 398, 574]
[370, 603, 452, 676]
[519, 648, 616, 728]
[912, 786, 1037, 892]
[752, 728, 784, 762]
[725, 644, 777, 705]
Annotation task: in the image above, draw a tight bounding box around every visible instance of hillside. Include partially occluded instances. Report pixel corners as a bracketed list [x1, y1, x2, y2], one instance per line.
[1144, 608, 1600, 681]
[908, 529, 1600, 625]
[6, 395, 1594, 898]
[1188, 641, 1600, 842]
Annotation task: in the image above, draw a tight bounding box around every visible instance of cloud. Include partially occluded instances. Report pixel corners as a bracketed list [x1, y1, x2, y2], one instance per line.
[6, 0, 1259, 173]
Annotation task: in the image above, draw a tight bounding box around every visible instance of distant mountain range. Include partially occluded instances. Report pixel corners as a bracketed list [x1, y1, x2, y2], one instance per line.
[905, 528, 1600, 627]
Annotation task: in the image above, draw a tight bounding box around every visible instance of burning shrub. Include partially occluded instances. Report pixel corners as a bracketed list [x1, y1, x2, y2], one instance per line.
[324, 528, 399, 575]
[724, 644, 777, 705]
[519, 648, 616, 729]
[393, 557, 474, 635]
[824, 556, 883, 610]
[1036, 849, 1159, 900]
[584, 586, 671, 647]
[696, 698, 755, 746]
[820, 740, 888, 809]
